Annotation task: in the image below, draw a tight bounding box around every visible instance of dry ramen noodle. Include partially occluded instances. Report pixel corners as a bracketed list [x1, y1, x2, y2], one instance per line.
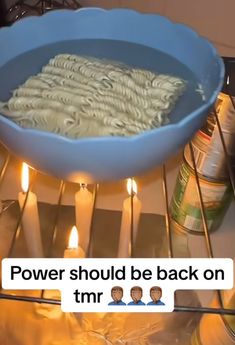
[0, 54, 186, 138]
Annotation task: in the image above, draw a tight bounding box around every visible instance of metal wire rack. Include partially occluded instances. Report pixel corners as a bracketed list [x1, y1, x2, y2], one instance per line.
[0, 45, 234, 342]
[0, 99, 234, 326]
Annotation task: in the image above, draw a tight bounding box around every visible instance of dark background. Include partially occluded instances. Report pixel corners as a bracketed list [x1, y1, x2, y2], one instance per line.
[0, 0, 82, 26]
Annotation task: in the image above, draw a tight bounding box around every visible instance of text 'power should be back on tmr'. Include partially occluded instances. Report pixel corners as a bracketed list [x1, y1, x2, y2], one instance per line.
[2, 259, 233, 312]
[9, 264, 228, 282]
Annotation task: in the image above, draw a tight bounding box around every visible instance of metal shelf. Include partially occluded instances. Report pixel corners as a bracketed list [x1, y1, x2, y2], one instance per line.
[0, 102, 234, 325]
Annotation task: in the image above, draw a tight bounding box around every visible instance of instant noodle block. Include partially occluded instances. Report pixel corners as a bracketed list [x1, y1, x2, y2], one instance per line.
[2, 54, 187, 138]
[0, 8, 224, 182]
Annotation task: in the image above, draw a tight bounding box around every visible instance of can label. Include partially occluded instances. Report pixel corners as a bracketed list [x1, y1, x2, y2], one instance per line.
[170, 161, 232, 233]
[184, 93, 235, 179]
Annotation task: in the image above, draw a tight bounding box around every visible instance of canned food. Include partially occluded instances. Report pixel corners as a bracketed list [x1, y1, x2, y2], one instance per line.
[184, 92, 235, 180]
[170, 218, 195, 236]
[170, 160, 232, 234]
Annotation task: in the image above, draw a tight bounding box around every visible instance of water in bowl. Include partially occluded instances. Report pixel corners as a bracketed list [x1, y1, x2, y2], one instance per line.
[0, 39, 205, 124]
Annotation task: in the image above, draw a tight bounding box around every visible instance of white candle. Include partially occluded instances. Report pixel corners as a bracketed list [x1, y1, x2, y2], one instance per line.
[75, 184, 93, 255]
[18, 163, 43, 258]
[118, 179, 142, 258]
[64, 226, 85, 258]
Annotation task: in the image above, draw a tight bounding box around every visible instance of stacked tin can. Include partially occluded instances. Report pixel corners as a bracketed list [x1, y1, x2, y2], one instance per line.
[170, 92, 235, 234]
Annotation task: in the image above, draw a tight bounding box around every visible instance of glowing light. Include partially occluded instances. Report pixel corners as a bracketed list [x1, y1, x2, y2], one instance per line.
[68, 226, 79, 249]
[21, 162, 29, 193]
[127, 178, 137, 196]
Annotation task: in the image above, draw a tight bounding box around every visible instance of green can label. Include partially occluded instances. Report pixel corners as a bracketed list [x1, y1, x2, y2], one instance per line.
[170, 161, 232, 233]
[184, 93, 235, 180]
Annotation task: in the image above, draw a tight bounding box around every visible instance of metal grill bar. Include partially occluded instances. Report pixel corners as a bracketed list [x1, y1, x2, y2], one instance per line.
[0, 154, 10, 186]
[0, 292, 234, 317]
[174, 305, 235, 315]
[46, 180, 66, 258]
[40, 180, 65, 300]
[188, 142, 214, 258]
[162, 164, 173, 258]
[87, 184, 98, 258]
[0, 293, 61, 305]
[130, 178, 134, 258]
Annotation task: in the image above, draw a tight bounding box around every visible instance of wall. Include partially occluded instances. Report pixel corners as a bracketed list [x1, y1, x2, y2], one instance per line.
[79, 0, 235, 57]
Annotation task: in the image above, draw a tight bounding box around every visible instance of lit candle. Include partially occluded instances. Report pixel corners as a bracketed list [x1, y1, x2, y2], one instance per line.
[64, 226, 85, 258]
[75, 184, 93, 254]
[18, 163, 43, 258]
[117, 178, 142, 258]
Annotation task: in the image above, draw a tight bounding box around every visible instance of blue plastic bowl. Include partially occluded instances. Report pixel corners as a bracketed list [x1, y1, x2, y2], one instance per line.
[0, 8, 224, 182]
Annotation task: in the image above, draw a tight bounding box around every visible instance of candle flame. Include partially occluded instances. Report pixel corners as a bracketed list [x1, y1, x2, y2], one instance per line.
[21, 162, 29, 193]
[68, 226, 79, 249]
[227, 75, 230, 86]
[127, 178, 137, 195]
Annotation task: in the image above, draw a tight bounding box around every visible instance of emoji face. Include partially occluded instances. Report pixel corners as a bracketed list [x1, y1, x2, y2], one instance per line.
[131, 287, 143, 303]
[150, 287, 162, 302]
[111, 287, 123, 302]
